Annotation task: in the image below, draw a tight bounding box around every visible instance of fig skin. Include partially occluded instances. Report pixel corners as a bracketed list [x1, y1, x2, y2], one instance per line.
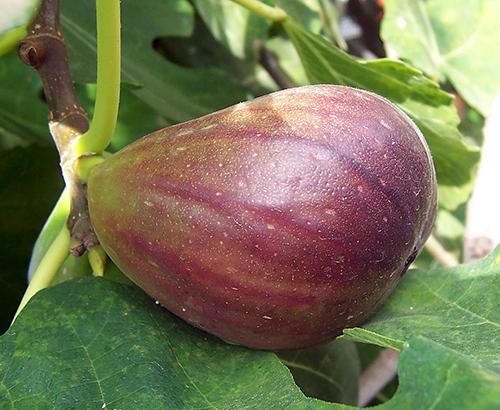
[88, 85, 437, 350]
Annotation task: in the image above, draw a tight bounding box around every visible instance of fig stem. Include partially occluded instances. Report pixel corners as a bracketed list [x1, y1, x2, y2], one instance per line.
[230, 0, 288, 22]
[75, 154, 106, 183]
[74, 0, 121, 156]
[13, 225, 70, 323]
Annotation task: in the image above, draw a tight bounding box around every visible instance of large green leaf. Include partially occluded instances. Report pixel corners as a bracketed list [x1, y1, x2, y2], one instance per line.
[344, 247, 500, 373]
[2, 252, 499, 409]
[0, 52, 50, 149]
[61, 0, 248, 124]
[193, 0, 270, 59]
[380, 335, 500, 409]
[382, 0, 500, 116]
[0, 145, 63, 332]
[0, 278, 318, 409]
[344, 248, 500, 408]
[283, 19, 479, 210]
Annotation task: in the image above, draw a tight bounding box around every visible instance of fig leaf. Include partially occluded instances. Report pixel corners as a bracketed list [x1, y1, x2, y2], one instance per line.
[1, 248, 498, 408]
[382, 0, 500, 116]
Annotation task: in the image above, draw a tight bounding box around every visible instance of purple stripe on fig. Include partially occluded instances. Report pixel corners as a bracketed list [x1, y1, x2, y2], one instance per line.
[88, 85, 437, 350]
[90, 213, 388, 349]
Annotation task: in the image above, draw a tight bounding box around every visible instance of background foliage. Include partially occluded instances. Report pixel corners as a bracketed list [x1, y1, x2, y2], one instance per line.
[0, 0, 498, 408]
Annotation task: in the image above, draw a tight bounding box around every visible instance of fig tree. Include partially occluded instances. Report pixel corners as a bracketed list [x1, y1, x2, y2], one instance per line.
[88, 85, 437, 350]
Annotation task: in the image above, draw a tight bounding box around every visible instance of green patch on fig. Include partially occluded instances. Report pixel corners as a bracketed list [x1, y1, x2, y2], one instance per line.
[88, 85, 437, 350]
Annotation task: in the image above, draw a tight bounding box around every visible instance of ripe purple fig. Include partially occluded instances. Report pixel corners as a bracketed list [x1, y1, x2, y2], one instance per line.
[88, 85, 437, 350]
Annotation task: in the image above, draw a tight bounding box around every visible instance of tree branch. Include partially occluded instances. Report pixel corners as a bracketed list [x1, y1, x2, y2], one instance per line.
[258, 46, 295, 90]
[18, 0, 88, 141]
[424, 234, 459, 268]
[18, 0, 97, 256]
[358, 348, 399, 407]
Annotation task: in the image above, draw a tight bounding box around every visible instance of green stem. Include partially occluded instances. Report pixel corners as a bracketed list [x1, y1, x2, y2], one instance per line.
[230, 0, 288, 22]
[14, 225, 71, 322]
[74, 0, 121, 156]
[75, 154, 106, 182]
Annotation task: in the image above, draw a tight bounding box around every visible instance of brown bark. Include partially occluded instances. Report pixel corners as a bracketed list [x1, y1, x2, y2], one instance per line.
[18, 0, 97, 255]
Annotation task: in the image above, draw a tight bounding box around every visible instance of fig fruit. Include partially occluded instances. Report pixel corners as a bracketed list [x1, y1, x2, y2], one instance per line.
[88, 85, 437, 350]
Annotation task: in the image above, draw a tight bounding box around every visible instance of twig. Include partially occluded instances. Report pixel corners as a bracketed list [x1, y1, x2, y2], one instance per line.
[18, 0, 97, 255]
[357, 348, 399, 407]
[67, 181, 98, 255]
[18, 0, 88, 143]
[424, 234, 459, 268]
[258, 46, 295, 90]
